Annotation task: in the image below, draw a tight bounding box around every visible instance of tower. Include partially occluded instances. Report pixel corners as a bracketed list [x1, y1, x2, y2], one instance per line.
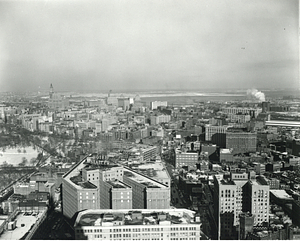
[50, 83, 54, 99]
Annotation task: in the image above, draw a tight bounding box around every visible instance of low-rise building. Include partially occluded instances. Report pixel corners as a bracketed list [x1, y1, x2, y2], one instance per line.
[74, 209, 201, 240]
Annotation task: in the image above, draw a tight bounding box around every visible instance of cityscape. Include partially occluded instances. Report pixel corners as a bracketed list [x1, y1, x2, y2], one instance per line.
[0, 0, 299, 240]
[0, 87, 299, 240]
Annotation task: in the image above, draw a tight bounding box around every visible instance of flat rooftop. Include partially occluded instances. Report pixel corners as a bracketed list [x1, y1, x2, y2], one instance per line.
[70, 175, 97, 189]
[130, 162, 170, 180]
[123, 168, 167, 189]
[74, 209, 198, 228]
[106, 180, 131, 189]
[270, 190, 293, 200]
[0, 210, 46, 240]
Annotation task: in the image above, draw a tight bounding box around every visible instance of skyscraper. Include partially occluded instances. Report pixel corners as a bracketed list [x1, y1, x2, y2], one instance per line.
[213, 172, 269, 240]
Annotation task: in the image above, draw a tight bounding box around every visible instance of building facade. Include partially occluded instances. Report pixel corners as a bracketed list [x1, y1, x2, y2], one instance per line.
[74, 209, 201, 240]
[214, 172, 269, 240]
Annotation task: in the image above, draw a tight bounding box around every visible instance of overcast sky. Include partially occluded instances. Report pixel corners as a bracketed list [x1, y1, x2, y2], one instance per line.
[0, 0, 298, 92]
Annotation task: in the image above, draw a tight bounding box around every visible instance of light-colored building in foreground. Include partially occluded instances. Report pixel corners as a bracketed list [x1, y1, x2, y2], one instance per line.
[74, 209, 201, 240]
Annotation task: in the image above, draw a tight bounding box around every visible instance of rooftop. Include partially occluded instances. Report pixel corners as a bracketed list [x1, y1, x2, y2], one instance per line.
[130, 162, 170, 180]
[270, 190, 293, 200]
[70, 175, 97, 189]
[123, 168, 167, 189]
[106, 180, 131, 189]
[0, 210, 46, 240]
[74, 209, 199, 228]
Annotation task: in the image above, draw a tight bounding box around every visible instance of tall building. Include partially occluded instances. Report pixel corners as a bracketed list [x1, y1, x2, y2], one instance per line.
[48, 84, 69, 110]
[74, 209, 201, 240]
[62, 155, 170, 219]
[213, 172, 269, 240]
[123, 167, 170, 209]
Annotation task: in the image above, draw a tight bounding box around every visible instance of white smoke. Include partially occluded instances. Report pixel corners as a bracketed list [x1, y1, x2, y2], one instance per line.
[246, 89, 265, 102]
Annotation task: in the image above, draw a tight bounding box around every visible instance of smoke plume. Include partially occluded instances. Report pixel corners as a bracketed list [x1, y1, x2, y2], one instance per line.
[246, 89, 265, 102]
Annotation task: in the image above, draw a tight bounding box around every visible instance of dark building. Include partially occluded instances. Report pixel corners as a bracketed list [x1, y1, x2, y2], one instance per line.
[262, 102, 270, 113]
[239, 212, 254, 239]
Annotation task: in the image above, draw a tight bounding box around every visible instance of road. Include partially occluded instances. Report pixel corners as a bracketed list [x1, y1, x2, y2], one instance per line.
[31, 209, 73, 240]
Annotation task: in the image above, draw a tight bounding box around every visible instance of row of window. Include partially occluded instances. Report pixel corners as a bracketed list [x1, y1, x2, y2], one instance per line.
[77, 228, 197, 234]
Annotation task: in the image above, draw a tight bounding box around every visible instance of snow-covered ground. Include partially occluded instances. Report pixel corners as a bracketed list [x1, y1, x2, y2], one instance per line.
[0, 147, 40, 166]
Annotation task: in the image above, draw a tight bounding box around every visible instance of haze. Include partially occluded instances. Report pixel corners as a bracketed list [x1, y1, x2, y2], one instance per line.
[0, 0, 298, 92]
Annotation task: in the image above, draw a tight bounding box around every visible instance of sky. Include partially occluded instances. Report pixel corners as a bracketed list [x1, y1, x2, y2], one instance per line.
[0, 0, 299, 93]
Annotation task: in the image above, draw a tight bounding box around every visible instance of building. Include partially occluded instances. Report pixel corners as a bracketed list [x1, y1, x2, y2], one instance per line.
[226, 131, 257, 154]
[123, 167, 170, 209]
[74, 209, 201, 240]
[150, 101, 168, 110]
[214, 172, 269, 239]
[219, 149, 234, 164]
[201, 144, 217, 160]
[101, 180, 133, 209]
[150, 115, 171, 125]
[62, 155, 170, 220]
[205, 125, 230, 142]
[239, 212, 255, 239]
[262, 102, 270, 113]
[129, 161, 171, 187]
[48, 84, 69, 110]
[118, 98, 130, 111]
[222, 107, 262, 118]
[175, 150, 198, 168]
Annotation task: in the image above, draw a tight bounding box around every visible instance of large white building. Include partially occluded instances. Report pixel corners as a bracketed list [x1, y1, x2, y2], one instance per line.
[74, 209, 201, 240]
[150, 101, 168, 110]
[222, 107, 262, 118]
[62, 155, 170, 220]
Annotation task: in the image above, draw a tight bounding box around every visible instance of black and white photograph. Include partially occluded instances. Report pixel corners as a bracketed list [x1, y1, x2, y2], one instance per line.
[0, 0, 299, 240]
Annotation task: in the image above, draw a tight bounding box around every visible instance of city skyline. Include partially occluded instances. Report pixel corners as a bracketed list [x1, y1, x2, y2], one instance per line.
[0, 0, 299, 92]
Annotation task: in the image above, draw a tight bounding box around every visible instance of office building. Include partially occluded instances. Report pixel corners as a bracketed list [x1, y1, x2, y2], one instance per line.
[214, 172, 269, 239]
[74, 209, 201, 240]
[175, 150, 198, 168]
[205, 125, 230, 142]
[226, 131, 257, 154]
[150, 115, 171, 125]
[222, 107, 262, 118]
